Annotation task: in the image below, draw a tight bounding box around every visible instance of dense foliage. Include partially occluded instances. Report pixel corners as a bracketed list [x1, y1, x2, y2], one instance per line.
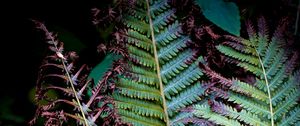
[29, 0, 300, 126]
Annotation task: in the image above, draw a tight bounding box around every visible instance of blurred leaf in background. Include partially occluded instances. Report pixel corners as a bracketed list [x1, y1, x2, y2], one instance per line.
[0, 96, 25, 125]
[28, 88, 58, 105]
[195, 0, 241, 36]
[88, 53, 121, 84]
[52, 26, 86, 52]
[98, 23, 115, 41]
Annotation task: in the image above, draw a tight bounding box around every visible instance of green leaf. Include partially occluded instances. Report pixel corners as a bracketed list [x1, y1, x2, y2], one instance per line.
[195, 0, 241, 36]
[98, 23, 115, 40]
[86, 53, 120, 111]
[28, 87, 58, 105]
[0, 97, 25, 123]
[88, 53, 120, 84]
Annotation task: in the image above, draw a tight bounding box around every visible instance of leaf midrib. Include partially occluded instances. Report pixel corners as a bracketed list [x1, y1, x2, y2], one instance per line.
[146, 0, 170, 125]
[256, 49, 274, 126]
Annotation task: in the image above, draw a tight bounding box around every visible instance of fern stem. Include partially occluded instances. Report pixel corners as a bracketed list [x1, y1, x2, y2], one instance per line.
[61, 61, 89, 126]
[146, 0, 170, 125]
[256, 50, 274, 126]
[47, 36, 89, 126]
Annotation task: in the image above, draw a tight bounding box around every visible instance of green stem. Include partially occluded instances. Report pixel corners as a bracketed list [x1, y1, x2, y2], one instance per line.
[146, 0, 170, 125]
[256, 50, 274, 126]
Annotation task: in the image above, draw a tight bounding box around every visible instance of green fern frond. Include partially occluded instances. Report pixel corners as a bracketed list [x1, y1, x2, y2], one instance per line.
[230, 80, 269, 102]
[158, 36, 189, 61]
[117, 78, 161, 101]
[163, 62, 203, 99]
[113, 93, 165, 119]
[279, 107, 300, 126]
[212, 17, 300, 125]
[127, 30, 153, 52]
[167, 82, 205, 116]
[123, 15, 149, 34]
[228, 92, 270, 116]
[118, 109, 165, 126]
[193, 103, 241, 126]
[169, 112, 193, 126]
[271, 70, 300, 106]
[113, 0, 205, 125]
[210, 101, 270, 126]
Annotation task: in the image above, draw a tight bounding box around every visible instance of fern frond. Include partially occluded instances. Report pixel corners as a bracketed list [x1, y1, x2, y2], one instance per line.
[113, 94, 165, 119]
[30, 21, 90, 126]
[164, 62, 203, 99]
[231, 80, 269, 102]
[273, 88, 300, 119]
[123, 15, 149, 34]
[228, 92, 270, 116]
[211, 17, 300, 125]
[30, 21, 123, 126]
[211, 101, 269, 126]
[217, 45, 260, 66]
[113, 0, 205, 125]
[256, 17, 269, 55]
[127, 30, 153, 52]
[152, 9, 176, 32]
[193, 103, 241, 126]
[118, 109, 165, 126]
[279, 107, 300, 126]
[169, 112, 193, 126]
[158, 36, 189, 61]
[117, 78, 161, 101]
[167, 82, 206, 116]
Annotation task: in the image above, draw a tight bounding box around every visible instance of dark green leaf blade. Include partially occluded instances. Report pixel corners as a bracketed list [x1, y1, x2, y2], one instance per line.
[195, 0, 241, 36]
[88, 53, 120, 84]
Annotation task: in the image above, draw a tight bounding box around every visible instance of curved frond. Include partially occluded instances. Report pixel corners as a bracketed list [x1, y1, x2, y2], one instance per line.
[213, 17, 300, 125]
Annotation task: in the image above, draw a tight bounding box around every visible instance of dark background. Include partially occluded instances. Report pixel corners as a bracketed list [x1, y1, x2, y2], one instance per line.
[1, 0, 103, 125]
[0, 0, 298, 125]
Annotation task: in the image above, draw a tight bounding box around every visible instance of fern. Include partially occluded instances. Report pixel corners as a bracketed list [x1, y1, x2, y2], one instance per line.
[29, 21, 124, 126]
[29, 1, 300, 126]
[113, 0, 206, 125]
[193, 17, 300, 126]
